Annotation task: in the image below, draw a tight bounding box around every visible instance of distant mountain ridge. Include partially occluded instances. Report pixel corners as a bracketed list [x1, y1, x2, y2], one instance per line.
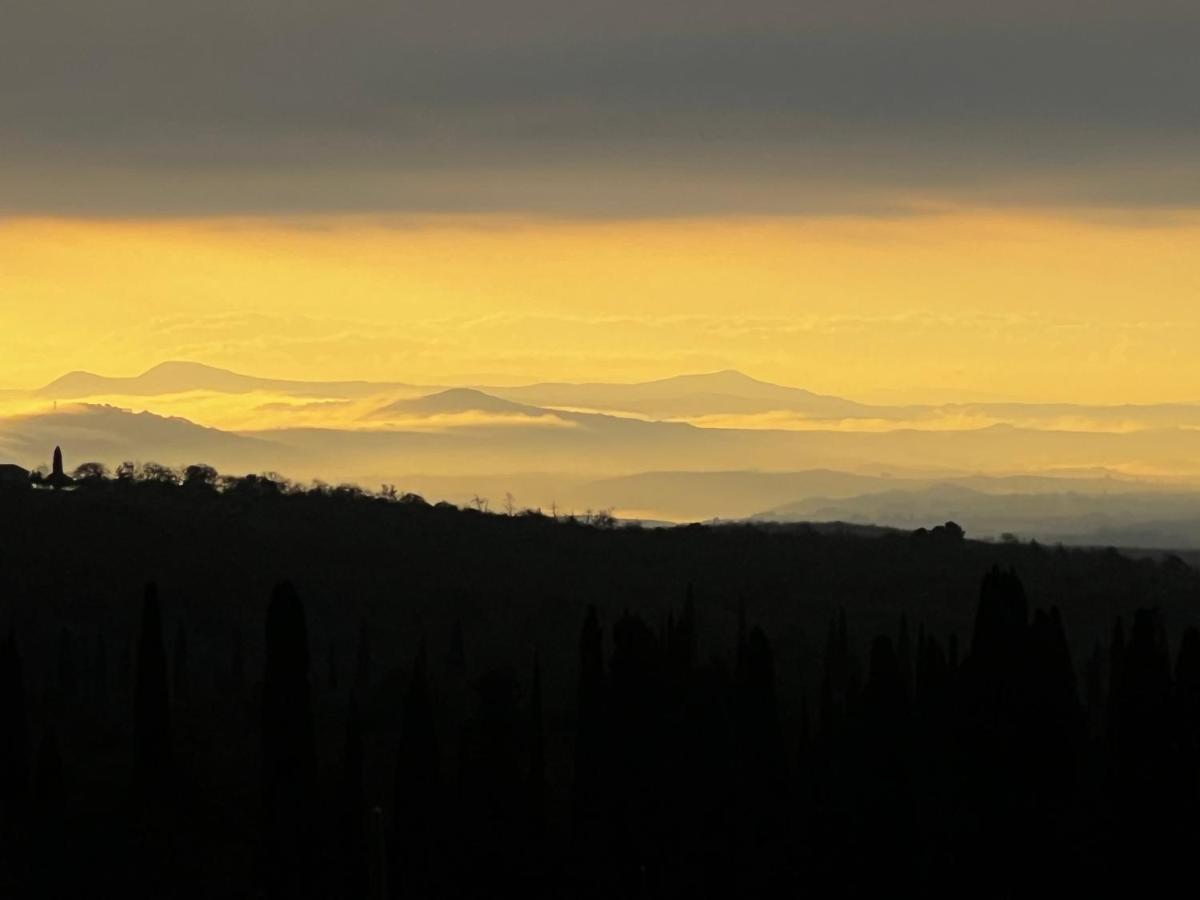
[34, 362, 875, 418]
[39, 361, 416, 399]
[6, 399, 1200, 546]
[576, 469, 1174, 521]
[34, 362, 1200, 429]
[367, 388, 546, 418]
[488, 369, 878, 419]
[753, 483, 1200, 548]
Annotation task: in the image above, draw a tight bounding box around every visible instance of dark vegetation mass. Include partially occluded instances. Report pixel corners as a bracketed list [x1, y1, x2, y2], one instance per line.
[2, 461, 1200, 897]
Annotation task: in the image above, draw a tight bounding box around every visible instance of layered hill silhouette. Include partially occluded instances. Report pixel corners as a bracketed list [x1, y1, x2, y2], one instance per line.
[754, 483, 1200, 548]
[7, 362, 1200, 542]
[0, 404, 293, 472]
[32, 362, 1200, 428]
[38, 361, 416, 399]
[366, 388, 546, 419]
[490, 369, 878, 419]
[580, 469, 1179, 522]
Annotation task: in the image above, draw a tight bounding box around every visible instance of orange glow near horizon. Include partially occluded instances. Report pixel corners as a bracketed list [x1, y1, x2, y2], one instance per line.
[2, 211, 1200, 405]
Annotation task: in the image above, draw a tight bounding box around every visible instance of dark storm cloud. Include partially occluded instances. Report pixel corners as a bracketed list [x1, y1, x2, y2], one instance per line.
[2, 0, 1199, 215]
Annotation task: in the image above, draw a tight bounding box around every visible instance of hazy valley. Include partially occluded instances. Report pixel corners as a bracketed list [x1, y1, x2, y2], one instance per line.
[4, 361, 1200, 546]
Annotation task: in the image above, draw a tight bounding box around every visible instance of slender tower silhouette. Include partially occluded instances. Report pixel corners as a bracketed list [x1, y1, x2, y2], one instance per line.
[46, 446, 73, 489]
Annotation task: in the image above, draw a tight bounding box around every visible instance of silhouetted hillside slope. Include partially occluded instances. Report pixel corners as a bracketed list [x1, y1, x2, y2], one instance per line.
[1, 477, 1198, 896]
[1, 479, 1195, 690]
[0, 405, 294, 472]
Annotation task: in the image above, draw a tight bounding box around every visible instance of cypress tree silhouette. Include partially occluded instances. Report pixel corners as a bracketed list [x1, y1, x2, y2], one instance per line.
[862, 635, 906, 723]
[911, 627, 954, 885]
[734, 599, 748, 684]
[31, 729, 65, 898]
[0, 632, 30, 881]
[261, 581, 319, 900]
[93, 629, 109, 707]
[794, 683, 813, 819]
[56, 628, 77, 705]
[735, 626, 787, 850]
[1027, 607, 1081, 750]
[133, 583, 172, 798]
[608, 612, 664, 894]
[528, 652, 547, 842]
[1113, 609, 1171, 767]
[572, 604, 607, 862]
[1175, 627, 1200, 761]
[818, 670, 836, 739]
[171, 622, 188, 707]
[118, 642, 133, 697]
[1106, 616, 1127, 737]
[676, 586, 697, 674]
[663, 588, 697, 710]
[393, 643, 438, 899]
[957, 567, 1033, 896]
[1026, 607, 1081, 888]
[1174, 627, 1200, 838]
[368, 807, 388, 900]
[340, 698, 367, 900]
[968, 565, 1028, 671]
[896, 613, 913, 705]
[328, 638, 339, 692]
[447, 619, 466, 673]
[859, 635, 914, 895]
[460, 666, 525, 895]
[1084, 641, 1106, 740]
[1108, 608, 1174, 890]
[914, 629, 949, 715]
[354, 618, 371, 696]
[230, 627, 246, 698]
[821, 607, 860, 724]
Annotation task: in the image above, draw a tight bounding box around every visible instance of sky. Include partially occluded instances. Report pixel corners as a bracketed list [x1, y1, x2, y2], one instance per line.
[2, 0, 1200, 403]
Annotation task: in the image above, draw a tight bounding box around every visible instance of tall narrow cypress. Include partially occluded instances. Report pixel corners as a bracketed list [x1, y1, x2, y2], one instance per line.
[134, 583, 172, 797]
[31, 729, 65, 896]
[328, 639, 339, 692]
[528, 652, 546, 840]
[573, 605, 606, 846]
[394, 643, 438, 899]
[368, 807, 388, 900]
[261, 581, 318, 900]
[231, 627, 246, 697]
[93, 630, 109, 707]
[353, 618, 371, 696]
[0, 631, 30, 876]
[56, 628, 77, 704]
[171, 622, 188, 707]
[340, 698, 367, 900]
[735, 626, 787, 847]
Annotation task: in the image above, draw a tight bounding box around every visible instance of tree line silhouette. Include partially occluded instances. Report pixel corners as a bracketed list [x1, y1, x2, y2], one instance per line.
[2, 465, 1200, 896]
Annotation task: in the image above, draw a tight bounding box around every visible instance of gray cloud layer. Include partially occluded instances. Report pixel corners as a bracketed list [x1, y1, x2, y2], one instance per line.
[3, 0, 1199, 215]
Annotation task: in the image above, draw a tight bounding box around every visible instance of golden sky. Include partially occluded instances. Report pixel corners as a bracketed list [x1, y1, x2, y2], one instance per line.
[2, 211, 1199, 405]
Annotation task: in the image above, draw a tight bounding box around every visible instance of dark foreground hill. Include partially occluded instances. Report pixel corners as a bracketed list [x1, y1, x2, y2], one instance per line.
[1, 474, 1199, 897]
